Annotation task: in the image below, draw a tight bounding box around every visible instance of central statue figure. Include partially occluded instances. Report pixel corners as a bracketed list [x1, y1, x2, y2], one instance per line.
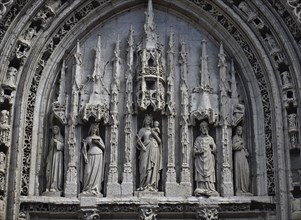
[136, 115, 162, 191]
[82, 123, 105, 195]
[194, 121, 219, 197]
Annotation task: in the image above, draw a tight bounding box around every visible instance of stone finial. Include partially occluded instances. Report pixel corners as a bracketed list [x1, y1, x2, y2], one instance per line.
[200, 40, 211, 91]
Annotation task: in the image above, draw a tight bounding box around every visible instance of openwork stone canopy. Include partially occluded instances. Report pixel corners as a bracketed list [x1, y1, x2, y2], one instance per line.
[0, 0, 300, 219]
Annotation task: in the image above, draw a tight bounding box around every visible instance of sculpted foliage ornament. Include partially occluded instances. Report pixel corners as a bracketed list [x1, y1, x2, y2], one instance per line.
[139, 207, 157, 220]
[197, 208, 218, 220]
[0, 0, 13, 20]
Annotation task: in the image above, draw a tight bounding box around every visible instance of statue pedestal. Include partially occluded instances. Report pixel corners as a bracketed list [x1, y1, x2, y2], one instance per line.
[106, 168, 121, 197]
[120, 171, 134, 196]
[64, 166, 78, 198]
[134, 191, 164, 198]
[42, 191, 62, 197]
[79, 194, 101, 208]
[166, 168, 192, 197]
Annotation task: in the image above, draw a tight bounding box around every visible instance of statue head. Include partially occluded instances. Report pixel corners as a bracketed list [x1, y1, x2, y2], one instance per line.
[52, 125, 60, 135]
[143, 114, 153, 127]
[199, 121, 209, 135]
[236, 126, 243, 136]
[89, 123, 100, 136]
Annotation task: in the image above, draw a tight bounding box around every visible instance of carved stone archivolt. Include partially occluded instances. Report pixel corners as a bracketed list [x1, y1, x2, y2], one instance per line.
[0, 0, 299, 219]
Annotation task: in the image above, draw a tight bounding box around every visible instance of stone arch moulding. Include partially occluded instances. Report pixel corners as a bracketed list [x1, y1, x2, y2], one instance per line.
[0, 0, 299, 220]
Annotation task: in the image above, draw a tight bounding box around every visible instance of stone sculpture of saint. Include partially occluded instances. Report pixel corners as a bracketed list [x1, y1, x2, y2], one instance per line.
[232, 126, 251, 195]
[136, 115, 162, 191]
[45, 125, 64, 194]
[193, 121, 218, 197]
[82, 123, 105, 195]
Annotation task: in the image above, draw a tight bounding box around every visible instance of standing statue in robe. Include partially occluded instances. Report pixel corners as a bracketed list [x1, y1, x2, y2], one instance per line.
[45, 125, 64, 194]
[82, 123, 105, 195]
[232, 125, 251, 195]
[194, 121, 219, 197]
[136, 115, 162, 191]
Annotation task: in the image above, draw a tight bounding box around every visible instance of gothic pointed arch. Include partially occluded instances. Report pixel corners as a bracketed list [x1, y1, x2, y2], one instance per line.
[0, 0, 300, 219]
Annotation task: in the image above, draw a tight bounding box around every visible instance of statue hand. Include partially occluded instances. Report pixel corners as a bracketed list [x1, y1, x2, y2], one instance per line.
[84, 156, 88, 163]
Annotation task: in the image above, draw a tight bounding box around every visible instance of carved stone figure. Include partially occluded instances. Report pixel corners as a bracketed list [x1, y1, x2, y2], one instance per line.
[232, 126, 251, 195]
[82, 123, 105, 195]
[194, 121, 218, 197]
[45, 125, 64, 194]
[0, 152, 5, 173]
[3, 67, 17, 90]
[136, 115, 162, 191]
[0, 110, 10, 146]
[19, 26, 37, 47]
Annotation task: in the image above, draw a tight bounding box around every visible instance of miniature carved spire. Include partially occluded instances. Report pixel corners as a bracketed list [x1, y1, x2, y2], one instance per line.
[166, 29, 175, 115]
[88, 35, 107, 105]
[144, 0, 157, 49]
[179, 40, 191, 185]
[51, 59, 67, 124]
[107, 35, 121, 195]
[58, 59, 66, 105]
[112, 34, 121, 87]
[73, 40, 82, 90]
[127, 25, 134, 72]
[200, 40, 210, 91]
[218, 43, 229, 98]
[179, 40, 188, 84]
[231, 60, 238, 101]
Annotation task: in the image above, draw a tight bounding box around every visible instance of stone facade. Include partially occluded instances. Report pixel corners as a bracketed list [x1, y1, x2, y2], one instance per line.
[0, 0, 300, 219]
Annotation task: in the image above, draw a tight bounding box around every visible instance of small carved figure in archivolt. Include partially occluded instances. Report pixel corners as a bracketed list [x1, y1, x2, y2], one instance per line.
[193, 121, 219, 197]
[82, 123, 105, 195]
[0, 152, 6, 174]
[0, 110, 10, 146]
[232, 125, 251, 195]
[45, 125, 64, 194]
[136, 115, 162, 192]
